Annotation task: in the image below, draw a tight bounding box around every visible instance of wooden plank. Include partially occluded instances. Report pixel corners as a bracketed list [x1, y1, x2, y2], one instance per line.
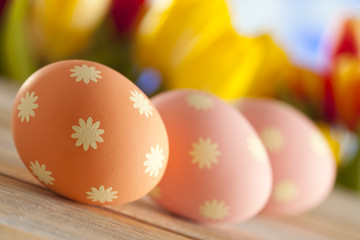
[0, 225, 46, 240]
[0, 146, 251, 240]
[2, 155, 358, 240]
[0, 173, 192, 240]
[106, 198, 257, 240]
[0, 80, 18, 116]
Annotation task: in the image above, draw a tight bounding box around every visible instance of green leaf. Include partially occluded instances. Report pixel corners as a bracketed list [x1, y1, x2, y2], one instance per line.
[0, 0, 36, 81]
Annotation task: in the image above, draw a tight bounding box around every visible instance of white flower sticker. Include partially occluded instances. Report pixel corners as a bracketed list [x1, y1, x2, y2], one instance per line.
[189, 137, 221, 169]
[130, 90, 153, 118]
[17, 91, 39, 122]
[149, 186, 161, 199]
[86, 185, 118, 203]
[200, 199, 229, 221]
[247, 134, 268, 163]
[186, 93, 214, 111]
[310, 133, 328, 156]
[260, 127, 284, 152]
[70, 64, 102, 84]
[144, 145, 165, 177]
[273, 180, 298, 203]
[29, 160, 54, 186]
[71, 117, 105, 151]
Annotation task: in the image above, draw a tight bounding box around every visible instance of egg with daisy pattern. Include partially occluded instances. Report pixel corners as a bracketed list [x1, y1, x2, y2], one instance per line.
[234, 98, 336, 215]
[12, 60, 169, 205]
[149, 89, 273, 223]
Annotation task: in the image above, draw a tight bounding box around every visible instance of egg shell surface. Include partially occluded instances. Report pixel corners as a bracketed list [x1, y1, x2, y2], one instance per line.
[12, 60, 169, 205]
[235, 98, 336, 215]
[150, 89, 272, 223]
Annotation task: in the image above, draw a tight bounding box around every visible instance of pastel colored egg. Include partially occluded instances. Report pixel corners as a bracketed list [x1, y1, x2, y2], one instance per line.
[150, 90, 272, 223]
[234, 99, 336, 215]
[12, 60, 169, 205]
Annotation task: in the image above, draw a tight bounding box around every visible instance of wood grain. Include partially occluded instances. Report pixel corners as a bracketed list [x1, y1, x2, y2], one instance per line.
[0, 79, 360, 240]
[0, 225, 46, 240]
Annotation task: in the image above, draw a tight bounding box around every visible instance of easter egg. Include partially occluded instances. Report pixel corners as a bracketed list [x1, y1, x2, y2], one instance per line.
[150, 90, 272, 223]
[12, 60, 169, 205]
[234, 98, 336, 215]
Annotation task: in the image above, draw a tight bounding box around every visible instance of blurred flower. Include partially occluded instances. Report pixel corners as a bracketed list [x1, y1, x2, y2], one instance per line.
[322, 18, 360, 190]
[135, 0, 293, 100]
[276, 65, 327, 119]
[318, 123, 340, 166]
[330, 18, 359, 59]
[327, 18, 360, 130]
[30, 0, 111, 61]
[336, 127, 360, 191]
[244, 35, 291, 98]
[172, 32, 295, 100]
[317, 122, 360, 191]
[111, 0, 145, 34]
[170, 28, 265, 100]
[0, 0, 7, 17]
[332, 55, 360, 129]
[317, 123, 359, 167]
[230, 0, 360, 72]
[135, 0, 232, 79]
[135, 67, 162, 96]
[0, 0, 36, 80]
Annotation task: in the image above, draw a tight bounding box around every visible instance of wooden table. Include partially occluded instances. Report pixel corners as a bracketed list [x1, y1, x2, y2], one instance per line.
[0, 80, 359, 240]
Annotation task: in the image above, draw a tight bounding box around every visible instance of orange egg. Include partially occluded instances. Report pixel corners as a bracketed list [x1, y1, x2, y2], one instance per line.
[150, 90, 272, 223]
[12, 60, 169, 205]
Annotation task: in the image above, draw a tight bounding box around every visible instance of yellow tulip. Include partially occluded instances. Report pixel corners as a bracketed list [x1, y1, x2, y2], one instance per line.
[170, 28, 265, 100]
[135, 0, 291, 100]
[280, 65, 326, 118]
[317, 123, 341, 166]
[328, 18, 360, 129]
[30, 0, 111, 61]
[331, 54, 360, 129]
[171, 33, 291, 100]
[245, 35, 291, 98]
[317, 123, 360, 167]
[136, 0, 232, 78]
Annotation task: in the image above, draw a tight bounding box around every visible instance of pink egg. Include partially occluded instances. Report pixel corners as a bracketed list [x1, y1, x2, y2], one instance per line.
[150, 90, 272, 223]
[235, 98, 336, 215]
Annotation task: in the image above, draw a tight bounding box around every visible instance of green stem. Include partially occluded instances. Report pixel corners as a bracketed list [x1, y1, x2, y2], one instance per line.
[337, 128, 360, 191]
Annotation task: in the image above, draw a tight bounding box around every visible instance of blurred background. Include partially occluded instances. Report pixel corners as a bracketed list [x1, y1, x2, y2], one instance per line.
[1, 0, 360, 192]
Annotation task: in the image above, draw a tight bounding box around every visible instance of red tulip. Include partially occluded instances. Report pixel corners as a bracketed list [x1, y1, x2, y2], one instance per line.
[111, 0, 145, 34]
[327, 18, 360, 130]
[0, 0, 7, 17]
[331, 19, 359, 59]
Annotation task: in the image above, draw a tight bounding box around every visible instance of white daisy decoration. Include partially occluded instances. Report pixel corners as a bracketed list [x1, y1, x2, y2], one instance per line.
[70, 64, 102, 84]
[130, 90, 153, 118]
[260, 127, 284, 152]
[273, 180, 298, 203]
[29, 160, 54, 186]
[144, 145, 165, 177]
[86, 185, 118, 203]
[310, 133, 328, 156]
[189, 137, 221, 169]
[17, 91, 39, 122]
[200, 199, 229, 221]
[149, 186, 161, 199]
[247, 134, 268, 163]
[186, 93, 214, 111]
[71, 117, 105, 151]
